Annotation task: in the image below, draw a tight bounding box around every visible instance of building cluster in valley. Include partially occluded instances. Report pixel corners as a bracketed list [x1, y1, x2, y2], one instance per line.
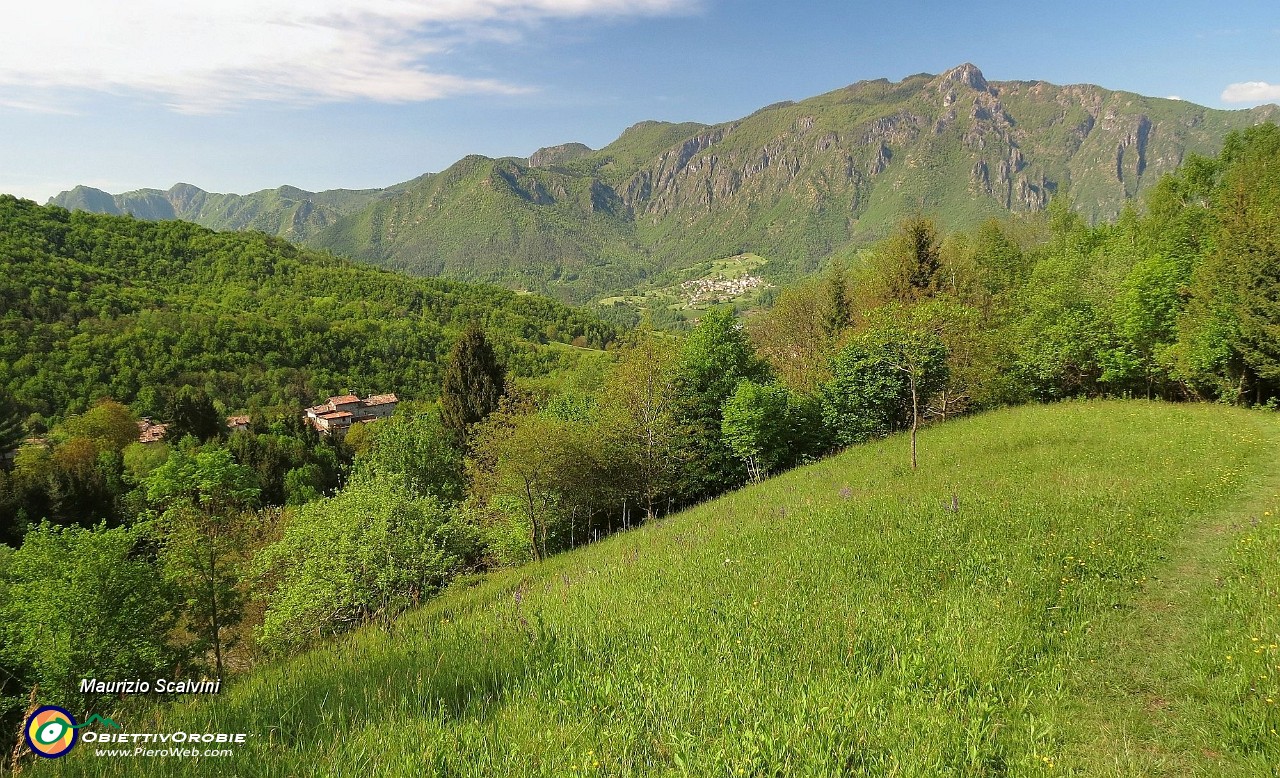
[680, 274, 766, 306]
[130, 393, 398, 444]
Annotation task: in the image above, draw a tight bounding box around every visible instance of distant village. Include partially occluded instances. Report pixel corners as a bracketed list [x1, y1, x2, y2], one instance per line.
[134, 393, 398, 444]
[680, 274, 766, 306]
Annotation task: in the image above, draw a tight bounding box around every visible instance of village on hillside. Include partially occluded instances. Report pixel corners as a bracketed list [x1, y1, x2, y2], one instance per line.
[679, 273, 766, 306]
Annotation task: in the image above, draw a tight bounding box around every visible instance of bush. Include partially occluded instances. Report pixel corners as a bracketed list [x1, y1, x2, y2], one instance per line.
[255, 475, 475, 654]
[476, 495, 539, 567]
[0, 522, 180, 718]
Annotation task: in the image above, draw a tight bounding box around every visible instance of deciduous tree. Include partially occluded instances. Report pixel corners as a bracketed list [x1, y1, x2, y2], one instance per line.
[352, 411, 463, 502]
[146, 448, 258, 679]
[598, 333, 679, 520]
[671, 307, 771, 503]
[0, 522, 180, 718]
[822, 308, 949, 468]
[721, 380, 792, 483]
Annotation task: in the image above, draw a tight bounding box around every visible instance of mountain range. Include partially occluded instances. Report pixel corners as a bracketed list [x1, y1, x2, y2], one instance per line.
[50, 64, 1279, 304]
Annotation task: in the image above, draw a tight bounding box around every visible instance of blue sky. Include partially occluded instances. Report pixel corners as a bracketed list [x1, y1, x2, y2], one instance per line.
[2, 0, 1277, 201]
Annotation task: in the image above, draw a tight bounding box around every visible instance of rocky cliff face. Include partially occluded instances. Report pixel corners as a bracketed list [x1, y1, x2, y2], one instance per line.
[599, 63, 1274, 256]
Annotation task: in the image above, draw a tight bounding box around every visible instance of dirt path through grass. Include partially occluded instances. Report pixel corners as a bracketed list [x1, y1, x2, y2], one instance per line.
[1063, 416, 1280, 776]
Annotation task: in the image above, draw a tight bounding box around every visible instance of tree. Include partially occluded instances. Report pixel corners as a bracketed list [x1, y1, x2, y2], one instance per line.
[862, 216, 945, 306]
[749, 279, 835, 392]
[1006, 233, 1112, 400]
[1209, 125, 1280, 400]
[0, 388, 27, 462]
[469, 411, 593, 561]
[915, 299, 996, 417]
[822, 309, 949, 468]
[1175, 124, 1280, 403]
[62, 400, 138, 452]
[439, 324, 507, 450]
[598, 333, 679, 520]
[970, 219, 1028, 301]
[720, 381, 792, 483]
[821, 260, 852, 340]
[893, 328, 950, 471]
[146, 448, 258, 679]
[165, 385, 221, 443]
[352, 411, 463, 502]
[1110, 252, 1187, 398]
[671, 307, 772, 503]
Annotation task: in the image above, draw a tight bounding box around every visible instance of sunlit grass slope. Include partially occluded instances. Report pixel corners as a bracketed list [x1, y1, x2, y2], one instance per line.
[44, 401, 1280, 777]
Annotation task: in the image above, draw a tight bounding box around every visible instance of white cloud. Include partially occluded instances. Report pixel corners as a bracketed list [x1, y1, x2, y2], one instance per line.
[1165, 95, 1183, 101]
[0, 97, 79, 115]
[1221, 81, 1280, 104]
[0, 1, 692, 113]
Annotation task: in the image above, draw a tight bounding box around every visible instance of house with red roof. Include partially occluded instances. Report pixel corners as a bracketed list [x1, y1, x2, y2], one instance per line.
[305, 393, 398, 435]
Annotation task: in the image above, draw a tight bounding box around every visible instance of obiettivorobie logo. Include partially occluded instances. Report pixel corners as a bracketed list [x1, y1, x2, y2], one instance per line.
[24, 706, 121, 759]
[23, 706, 249, 760]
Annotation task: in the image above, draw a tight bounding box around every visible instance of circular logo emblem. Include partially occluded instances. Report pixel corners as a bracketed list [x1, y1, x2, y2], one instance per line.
[25, 706, 78, 759]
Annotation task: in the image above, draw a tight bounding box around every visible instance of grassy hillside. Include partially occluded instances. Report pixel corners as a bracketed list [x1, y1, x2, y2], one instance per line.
[38, 401, 1280, 776]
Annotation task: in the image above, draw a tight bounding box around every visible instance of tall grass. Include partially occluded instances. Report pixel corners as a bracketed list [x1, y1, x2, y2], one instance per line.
[39, 401, 1280, 777]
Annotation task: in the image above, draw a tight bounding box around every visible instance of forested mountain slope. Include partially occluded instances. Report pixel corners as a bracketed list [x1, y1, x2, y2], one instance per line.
[50, 65, 1278, 302]
[48, 178, 427, 243]
[0, 196, 613, 422]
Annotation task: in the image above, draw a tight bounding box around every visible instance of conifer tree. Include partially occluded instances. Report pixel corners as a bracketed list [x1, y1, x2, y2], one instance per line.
[439, 323, 507, 450]
[867, 215, 944, 305]
[166, 385, 221, 442]
[821, 260, 852, 340]
[0, 388, 25, 459]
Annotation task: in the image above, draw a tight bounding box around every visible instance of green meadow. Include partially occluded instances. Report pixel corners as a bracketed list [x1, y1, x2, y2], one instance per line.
[41, 401, 1280, 777]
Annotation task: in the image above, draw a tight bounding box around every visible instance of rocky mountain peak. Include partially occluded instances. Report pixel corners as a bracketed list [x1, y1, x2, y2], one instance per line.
[937, 63, 989, 92]
[528, 142, 593, 168]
